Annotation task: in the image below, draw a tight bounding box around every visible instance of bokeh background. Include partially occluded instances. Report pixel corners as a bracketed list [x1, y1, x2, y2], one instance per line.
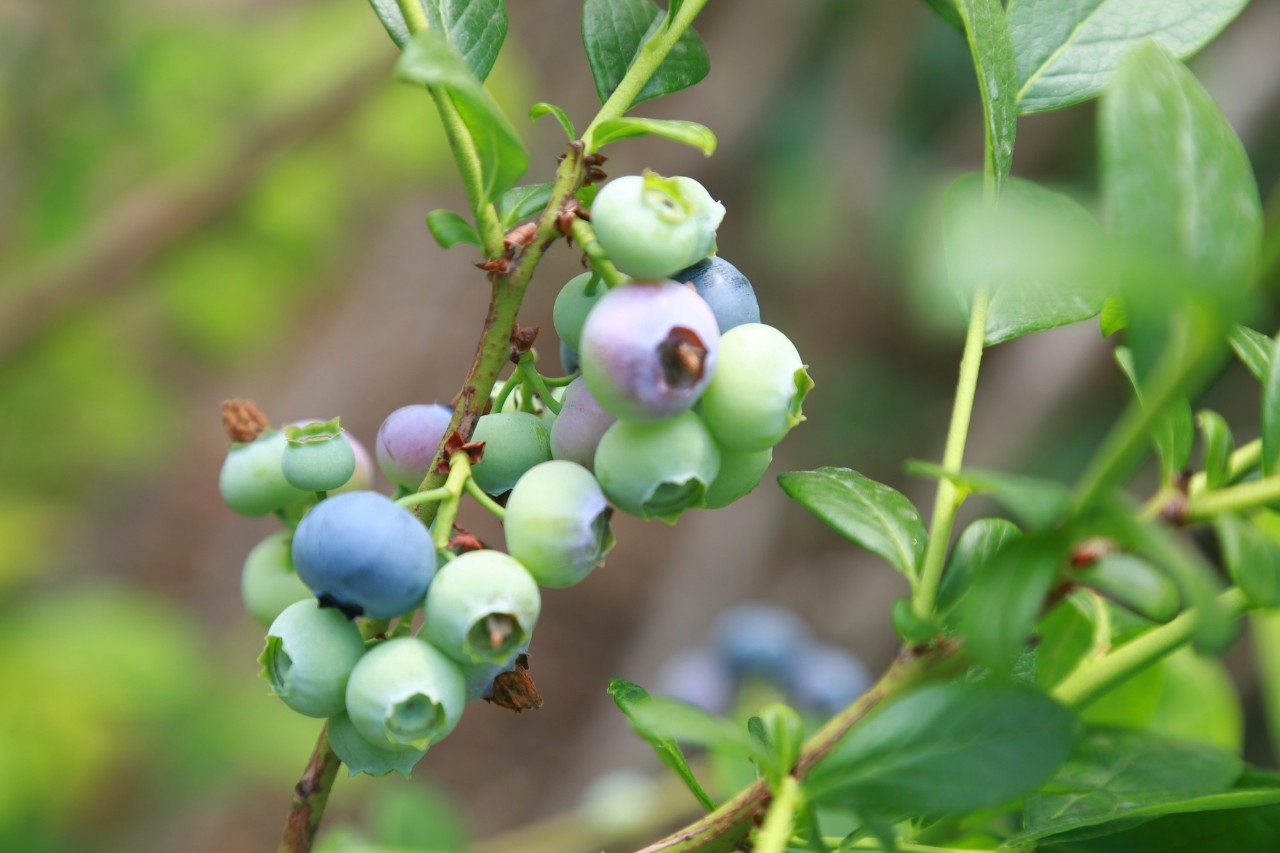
[3, 1, 1280, 850]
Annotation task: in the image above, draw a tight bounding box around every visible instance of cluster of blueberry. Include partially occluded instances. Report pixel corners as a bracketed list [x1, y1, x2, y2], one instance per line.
[217, 171, 811, 777]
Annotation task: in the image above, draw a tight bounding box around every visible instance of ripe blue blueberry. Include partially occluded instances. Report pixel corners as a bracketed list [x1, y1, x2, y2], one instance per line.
[219, 429, 309, 517]
[292, 491, 436, 619]
[345, 637, 466, 751]
[376, 404, 453, 490]
[241, 530, 313, 627]
[282, 419, 357, 493]
[561, 342, 581, 375]
[593, 411, 721, 523]
[699, 323, 814, 452]
[790, 644, 871, 715]
[672, 256, 761, 333]
[470, 411, 552, 495]
[327, 710, 427, 777]
[423, 550, 541, 664]
[554, 271, 613, 353]
[505, 461, 615, 588]
[590, 173, 722, 278]
[259, 599, 366, 718]
[580, 281, 720, 422]
[711, 602, 811, 684]
[549, 378, 616, 473]
[703, 446, 773, 509]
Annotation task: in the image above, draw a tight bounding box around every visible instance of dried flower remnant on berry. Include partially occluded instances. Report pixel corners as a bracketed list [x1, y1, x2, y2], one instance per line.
[222, 399, 270, 443]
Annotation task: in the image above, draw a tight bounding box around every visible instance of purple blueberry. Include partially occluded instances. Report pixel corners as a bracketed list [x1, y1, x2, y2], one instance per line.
[711, 602, 811, 684]
[580, 281, 720, 422]
[790, 644, 871, 715]
[549, 378, 617, 472]
[292, 491, 437, 619]
[376, 404, 453, 490]
[673, 256, 761, 333]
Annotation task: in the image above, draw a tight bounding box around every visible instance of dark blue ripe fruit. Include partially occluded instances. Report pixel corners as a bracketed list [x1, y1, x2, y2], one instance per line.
[292, 491, 436, 619]
[672, 256, 761, 333]
[711, 602, 811, 684]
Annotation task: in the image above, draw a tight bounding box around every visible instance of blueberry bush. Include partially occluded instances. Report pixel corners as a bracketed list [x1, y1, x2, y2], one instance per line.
[214, 0, 1280, 850]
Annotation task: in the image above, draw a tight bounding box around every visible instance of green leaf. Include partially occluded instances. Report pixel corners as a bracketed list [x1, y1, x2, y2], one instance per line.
[591, 117, 717, 155]
[937, 517, 1022, 615]
[425, 209, 481, 249]
[581, 0, 710, 106]
[960, 530, 1072, 672]
[1102, 42, 1262, 295]
[1198, 410, 1234, 491]
[497, 183, 554, 228]
[1098, 296, 1127, 338]
[397, 28, 529, 203]
[529, 102, 576, 140]
[942, 174, 1110, 345]
[1033, 595, 1099, 690]
[1075, 554, 1180, 623]
[778, 467, 927, 579]
[1114, 346, 1194, 486]
[1009, 0, 1249, 114]
[955, 0, 1018, 192]
[1265, 336, 1280, 475]
[368, 0, 508, 81]
[907, 461, 1073, 529]
[1145, 648, 1243, 753]
[1015, 728, 1244, 844]
[608, 679, 719, 811]
[1230, 325, 1274, 382]
[1040, 801, 1280, 852]
[1215, 514, 1280, 607]
[806, 681, 1077, 815]
[920, 0, 964, 32]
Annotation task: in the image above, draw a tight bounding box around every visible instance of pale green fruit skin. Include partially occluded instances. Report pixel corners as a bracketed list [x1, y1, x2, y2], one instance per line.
[553, 272, 609, 353]
[423, 550, 541, 664]
[241, 530, 312, 627]
[673, 176, 726, 260]
[591, 175, 716, 279]
[470, 412, 552, 494]
[260, 599, 366, 718]
[505, 460, 615, 588]
[703, 446, 773, 509]
[345, 637, 466, 751]
[593, 412, 721, 523]
[327, 711, 427, 778]
[282, 433, 357, 492]
[699, 323, 813, 453]
[219, 430, 310, 517]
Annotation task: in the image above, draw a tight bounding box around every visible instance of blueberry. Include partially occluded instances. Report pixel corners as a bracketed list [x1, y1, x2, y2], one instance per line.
[345, 637, 466, 751]
[241, 530, 313, 627]
[703, 446, 773, 509]
[561, 342, 581, 375]
[590, 173, 722, 278]
[549, 378, 617, 472]
[376, 404, 453, 490]
[580, 281, 720, 422]
[505, 460, 615, 588]
[327, 710, 427, 777]
[672, 256, 761, 333]
[333, 432, 375, 494]
[423, 550, 541, 664]
[711, 602, 811, 684]
[653, 646, 733, 714]
[259, 599, 366, 718]
[699, 323, 814, 452]
[292, 491, 436, 619]
[283, 419, 357, 493]
[219, 429, 310, 517]
[493, 382, 562, 426]
[470, 411, 552, 495]
[790, 644, 871, 716]
[593, 412, 720, 523]
[554, 271, 613, 353]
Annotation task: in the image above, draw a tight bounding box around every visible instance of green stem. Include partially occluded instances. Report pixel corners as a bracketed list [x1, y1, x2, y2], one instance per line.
[519, 357, 563, 414]
[755, 776, 801, 853]
[394, 0, 427, 31]
[464, 477, 507, 520]
[493, 369, 521, 413]
[913, 288, 990, 619]
[1188, 438, 1262, 496]
[839, 842, 994, 853]
[1188, 475, 1280, 521]
[539, 372, 580, 387]
[1052, 587, 1248, 709]
[570, 218, 626, 287]
[432, 451, 473, 551]
[395, 486, 452, 509]
[278, 727, 342, 853]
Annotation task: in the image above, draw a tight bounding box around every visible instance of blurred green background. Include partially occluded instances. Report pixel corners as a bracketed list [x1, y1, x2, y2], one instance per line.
[2, 1, 1280, 850]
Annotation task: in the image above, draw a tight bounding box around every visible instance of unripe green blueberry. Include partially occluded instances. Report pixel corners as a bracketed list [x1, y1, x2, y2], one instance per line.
[593, 412, 721, 523]
[424, 550, 541, 664]
[331, 431, 374, 494]
[591, 173, 721, 279]
[470, 412, 552, 495]
[282, 419, 357, 492]
[241, 531, 312, 627]
[505, 461, 615, 587]
[345, 637, 466, 751]
[699, 323, 814, 452]
[259, 599, 366, 718]
[219, 429, 309, 517]
[703, 446, 773, 509]
[554, 271, 611, 353]
[327, 711, 427, 778]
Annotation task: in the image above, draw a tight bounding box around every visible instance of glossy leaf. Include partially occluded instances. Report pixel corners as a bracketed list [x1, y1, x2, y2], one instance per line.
[425, 209, 480, 249]
[1230, 325, 1273, 382]
[529, 102, 575, 140]
[581, 0, 710, 106]
[1015, 728, 1244, 843]
[1215, 514, 1280, 607]
[397, 28, 529, 202]
[591, 117, 717, 155]
[368, 0, 508, 81]
[807, 681, 1077, 815]
[955, 0, 1018, 192]
[908, 461, 1072, 529]
[1098, 296, 1126, 338]
[1075, 553, 1180, 622]
[1115, 346, 1194, 486]
[1266, 335, 1280, 475]
[608, 679, 718, 811]
[497, 183, 554, 228]
[1009, 0, 1249, 113]
[1033, 595, 1098, 690]
[937, 517, 1022, 615]
[778, 468, 927, 579]
[1198, 410, 1234, 491]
